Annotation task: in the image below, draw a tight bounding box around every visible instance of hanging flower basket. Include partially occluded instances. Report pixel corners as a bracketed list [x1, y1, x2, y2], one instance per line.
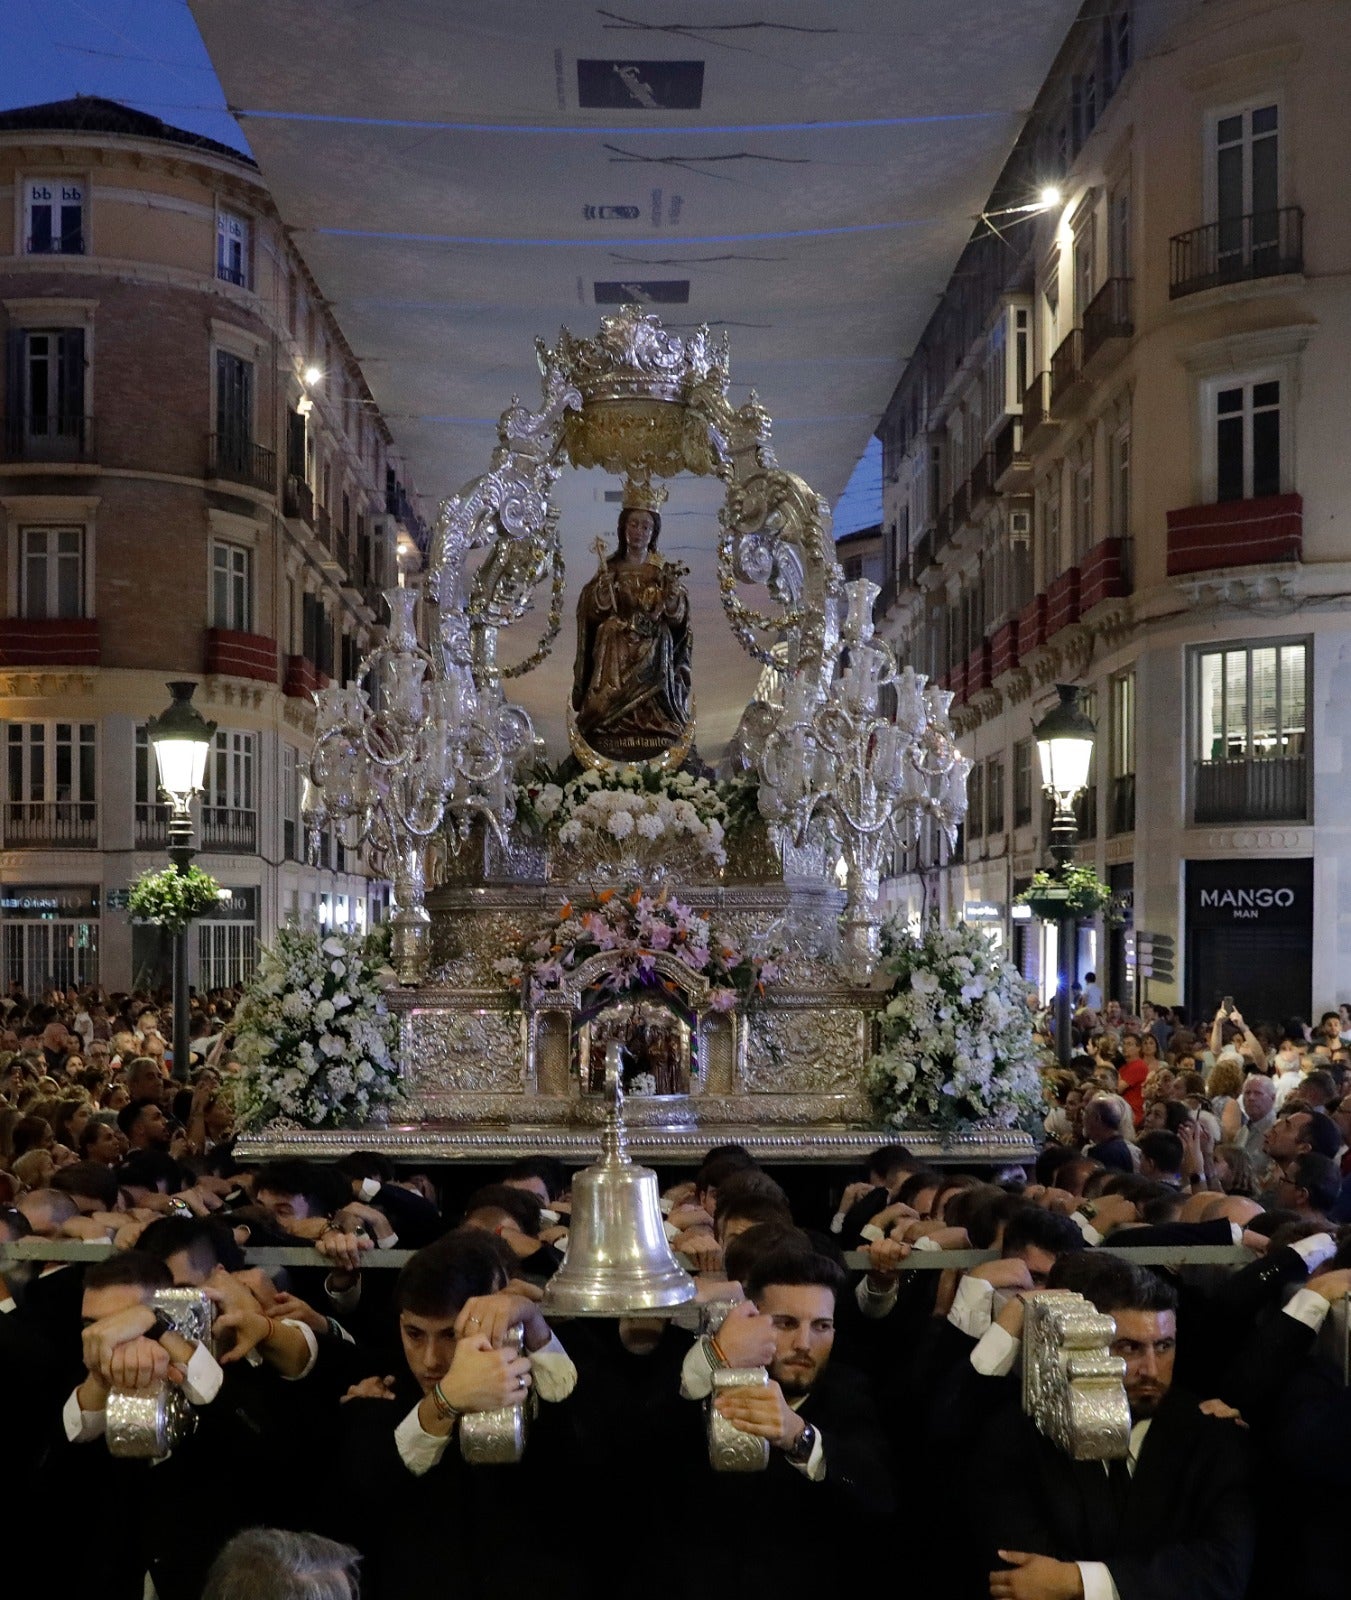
[126, 865, 225, 932]
[1016, 865, 1118, 922]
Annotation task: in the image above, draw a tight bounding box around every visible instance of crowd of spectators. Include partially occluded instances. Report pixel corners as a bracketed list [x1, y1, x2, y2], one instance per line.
[1, 979, 1349, 1598]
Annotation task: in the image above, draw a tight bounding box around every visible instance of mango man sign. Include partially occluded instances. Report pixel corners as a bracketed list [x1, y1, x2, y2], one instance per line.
[1185, 858, 1312, 928]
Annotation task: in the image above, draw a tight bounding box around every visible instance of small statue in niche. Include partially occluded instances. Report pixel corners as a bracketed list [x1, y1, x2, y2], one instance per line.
[571, 477, 692, 763]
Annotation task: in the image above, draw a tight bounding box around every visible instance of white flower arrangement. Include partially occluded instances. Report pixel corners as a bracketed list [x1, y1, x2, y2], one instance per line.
[865, 919, 1041, 1134]
[233, 925, 403, 1130]
[530, 764, 727, 872]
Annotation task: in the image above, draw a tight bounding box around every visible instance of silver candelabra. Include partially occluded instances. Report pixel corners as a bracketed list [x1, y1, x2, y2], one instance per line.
[757, 578, 969, 978]
[304, 585, 533, 983]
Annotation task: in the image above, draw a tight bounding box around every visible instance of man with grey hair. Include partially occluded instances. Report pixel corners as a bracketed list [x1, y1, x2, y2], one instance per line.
[1082, 1093, 1134, 1173]
[202, 1529, 360, 1600]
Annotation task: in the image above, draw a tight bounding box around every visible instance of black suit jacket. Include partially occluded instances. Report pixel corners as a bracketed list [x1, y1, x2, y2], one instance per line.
[692, 1360, 895, 1588]
[973, 1388, 1254, 1600]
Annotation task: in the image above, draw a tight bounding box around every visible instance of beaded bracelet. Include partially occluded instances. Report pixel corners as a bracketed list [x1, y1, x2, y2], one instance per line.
[430, 1382, 462, 1424]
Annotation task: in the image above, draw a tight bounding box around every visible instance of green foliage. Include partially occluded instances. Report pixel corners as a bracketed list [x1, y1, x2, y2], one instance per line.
[126, 865, 224, 931]
[1016, 864, 1119, 920]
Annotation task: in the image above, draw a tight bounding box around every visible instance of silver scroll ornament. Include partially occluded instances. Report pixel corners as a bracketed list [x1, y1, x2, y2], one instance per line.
[1021, 1290, 1130, 1461]
[458, 1325, 530, 1465]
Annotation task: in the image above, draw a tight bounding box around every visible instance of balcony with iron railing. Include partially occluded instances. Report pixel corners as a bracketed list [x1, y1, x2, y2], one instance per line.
[283, 473, 314, 525]
[1193, 755, 1307, 824]
[1073, 784, 1099, 842]
[992, 415, 1029, 487]
[2, 411, 96, 463]
[207, 432, 275, 492]
[1081, 277, 1134, 371]
[1170, 207, 1303, 300]
[26, 230, 84, 255]
[1049, 328, 1085, 409]
[135, 803, 169, 849]
[216, 264, 248, 288]
[200, 806, 258, 852]
[1019, 372, 1056, 448]
[1109, 773, 1136, 836]
[4, 801, 98, 848]
[911, 527, 934, 581]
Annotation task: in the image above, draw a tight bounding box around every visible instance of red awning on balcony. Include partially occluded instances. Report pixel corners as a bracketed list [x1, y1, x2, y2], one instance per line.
[1166, 494, 1302, 576]
[0, 617, 100, 667]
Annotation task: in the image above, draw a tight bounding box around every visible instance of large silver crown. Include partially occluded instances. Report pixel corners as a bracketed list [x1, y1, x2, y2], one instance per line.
[537, 304, 729, 406]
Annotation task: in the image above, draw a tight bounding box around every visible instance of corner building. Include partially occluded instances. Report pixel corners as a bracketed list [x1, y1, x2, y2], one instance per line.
[0, 98, 423, 993]
[876, 0, 1350, 1023]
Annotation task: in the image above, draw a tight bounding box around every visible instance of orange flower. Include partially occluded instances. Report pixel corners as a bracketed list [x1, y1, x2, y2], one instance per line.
[629, 887, 643, 907]
[559, 900, 573, 918]
[598, 889, 615, 904]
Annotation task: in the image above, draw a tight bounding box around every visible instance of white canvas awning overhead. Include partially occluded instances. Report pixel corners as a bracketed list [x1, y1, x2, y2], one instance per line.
[190, 0, 1080, 755]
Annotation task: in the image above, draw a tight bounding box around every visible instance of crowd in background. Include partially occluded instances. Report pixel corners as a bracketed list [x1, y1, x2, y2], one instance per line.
[1, 977, 1349, 1599]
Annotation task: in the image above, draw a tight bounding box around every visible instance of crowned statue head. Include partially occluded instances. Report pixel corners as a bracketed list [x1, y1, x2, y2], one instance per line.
[612, 472, 669, 564]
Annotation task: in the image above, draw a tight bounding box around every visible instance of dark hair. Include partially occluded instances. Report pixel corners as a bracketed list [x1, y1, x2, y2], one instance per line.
[895, 1168, 943, 1210]
[1100, 1173, 1175, 1208]
[77, 1118, 115, 1157]
[942, 1185, 1015, 1249]
[501, 1156, 567, 1200]
[867, 1144, 916, 1184]
[1286, 1152, 1341, 1213]
[10, 1115, 50, 1158]
[1138, 1130, 1184, 1177]
[116, 1101, 155, 1138]
[718, 1194, 793, 1238]
[615, 505, 661, 551]
[693, 1149, 757, 1200]
[138, 1215, 246, 1275]
[120, 1150, 184, 1193]
[1078, 1258, 1179, 1318]
[0, 1204, 32, 1241]
[1002, 1205, 1086, 1260]
[713, 1169, 791, 1228]
[745, 1245, 846, 1305]
[1046, 1250, 1137, 1304]
[335, 1151, 395, 1186]
[1288, 1111, 1341, 1160]
[253, 1161, 346, 1215]
[462, 1182, 544, 1239]
[395, 1232, 510, 1320]
[51, 1161, 119, 1209]
[722, 1222, 811, 1285]
[83, 1249, 172, 1295]
[1295, 1071, 1339, 1106]
[1035, 1145, 1080, 1186]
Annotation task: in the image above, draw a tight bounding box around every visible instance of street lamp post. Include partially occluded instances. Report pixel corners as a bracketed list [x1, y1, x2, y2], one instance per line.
[147, 681, 216, 1081]
[1033, 684, 1097, 1068]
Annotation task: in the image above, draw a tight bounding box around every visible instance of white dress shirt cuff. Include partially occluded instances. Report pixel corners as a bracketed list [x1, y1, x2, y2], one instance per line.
[281, 1318, 320, 1381]
[1076, 1560, 1121, 1600]
[786, 1425, 826, 1482]
[949, 1274, 996, 1338]
[394, 1402, 452, 1476]
[1291, 1232, 1337, 1272]
[856, 1276, 899, 1320]
[528, 1333, 577, 1403]
[62, 1388, 106, 1443]
[181, 1341, 223, 1406]
[324, 1275, 362, 1312]
[1283, 1286, 1333, 1332]
[909, 1235, 942, 1252]
[970, 1322, 1020, 1377]
[679, 1337, 715, 1400]
[1071, 1212, 1105, 1246]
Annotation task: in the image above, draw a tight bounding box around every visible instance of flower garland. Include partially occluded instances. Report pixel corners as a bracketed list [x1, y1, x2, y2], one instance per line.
[494, 886, 781, 1013]
[865, 919, 1041, 1134]
[126, 865, 225, 931]
[232, 925, 403, 1129]
[521, 763, 728, 865]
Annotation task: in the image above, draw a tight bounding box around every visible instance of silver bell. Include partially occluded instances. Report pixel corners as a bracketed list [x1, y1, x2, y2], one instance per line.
[543, 1044, 696, 1317]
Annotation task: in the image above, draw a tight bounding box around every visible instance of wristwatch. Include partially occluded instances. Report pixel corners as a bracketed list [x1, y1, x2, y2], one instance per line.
[148, 1309, 177, 1345]
[786, 1421, 816, 1464]
[1078, 1202, 1098, 1222]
